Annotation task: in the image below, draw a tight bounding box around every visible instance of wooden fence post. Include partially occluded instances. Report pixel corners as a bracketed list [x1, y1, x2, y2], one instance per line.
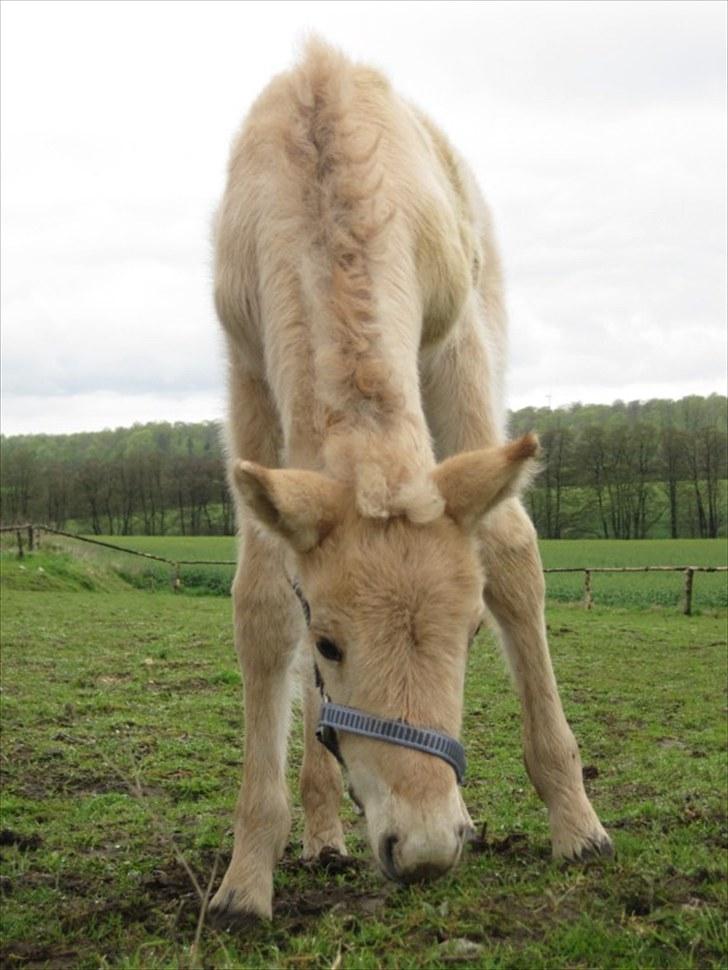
[172, 563, 182, 592]
[583, 569, 593, 610]
[683, 568, 694, 616]
[27, 525, 34, 552]
[16, 529, 24, 559]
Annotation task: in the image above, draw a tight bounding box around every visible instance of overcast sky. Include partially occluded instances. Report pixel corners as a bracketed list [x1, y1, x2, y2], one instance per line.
[1, 0, 726, 437]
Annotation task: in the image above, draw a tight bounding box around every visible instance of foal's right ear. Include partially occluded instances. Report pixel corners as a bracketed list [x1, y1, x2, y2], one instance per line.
[233, 461, 346, 552]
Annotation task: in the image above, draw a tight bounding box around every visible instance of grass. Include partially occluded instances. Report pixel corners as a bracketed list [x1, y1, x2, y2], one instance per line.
[56, 534, 238, 562]
[0, 564, 726, 968]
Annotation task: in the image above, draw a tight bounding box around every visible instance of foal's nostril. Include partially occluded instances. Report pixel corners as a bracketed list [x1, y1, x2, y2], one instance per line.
[378, 833, 399, 880]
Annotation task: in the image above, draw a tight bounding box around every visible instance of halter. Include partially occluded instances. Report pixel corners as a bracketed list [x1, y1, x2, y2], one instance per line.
[292, 581, 467, 784]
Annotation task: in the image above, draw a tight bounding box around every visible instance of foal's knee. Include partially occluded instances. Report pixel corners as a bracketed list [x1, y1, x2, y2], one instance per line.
[481, 500, 545, 616]
[232, 564, 302, 670]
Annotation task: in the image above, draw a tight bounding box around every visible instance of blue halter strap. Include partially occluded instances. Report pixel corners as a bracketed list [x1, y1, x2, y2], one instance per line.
[317, 700, 466, 783]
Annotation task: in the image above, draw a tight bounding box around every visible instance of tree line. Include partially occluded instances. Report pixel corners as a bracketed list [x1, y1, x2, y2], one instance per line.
[1, 394, 726, 539]
[510, 395, 726, 538]
[0, 422, 234, 537]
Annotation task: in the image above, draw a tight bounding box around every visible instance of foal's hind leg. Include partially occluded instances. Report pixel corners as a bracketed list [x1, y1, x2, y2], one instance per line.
[300, 666, 347, 860]
[422, 307, 611, 860]
[210, 373, 303, 924]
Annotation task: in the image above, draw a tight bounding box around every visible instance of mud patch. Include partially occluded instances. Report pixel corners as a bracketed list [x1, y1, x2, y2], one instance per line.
[202, 849, 387, 934]
[275, 885, 391, 927]
[303, 847, 364, 874]
[59, 894, 159, 935]
[0, 829, 43, 851]
[15, 768, 164, 800]
[0, 941, 79, 969]
[467, 822, 547, 859]
[141, 864, 206, 911]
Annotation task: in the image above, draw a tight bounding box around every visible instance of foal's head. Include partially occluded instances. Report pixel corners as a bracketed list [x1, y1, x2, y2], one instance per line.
[235, 435, 538, 883]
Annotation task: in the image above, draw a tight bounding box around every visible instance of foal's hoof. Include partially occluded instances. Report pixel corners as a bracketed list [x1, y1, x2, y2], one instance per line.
[208, 887, 270, 930]
[314, 846, 361, 873]
[565, 831, 615, 863]
[303, 845, 360, 874]
[302, 830, 347, 862]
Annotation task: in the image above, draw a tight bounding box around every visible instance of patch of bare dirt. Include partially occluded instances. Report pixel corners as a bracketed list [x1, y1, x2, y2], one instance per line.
[11, 767, 164, 800]
[202, 848, 387, 933]
[0, 829, 43, 851]
[302, 846, 364, 874]
[275, 886, 390, 922]
[145, 676, 212, 693]
[468, 825, 548, 859]
[141, 865, 200, 907]
[0, 941, 80, 969]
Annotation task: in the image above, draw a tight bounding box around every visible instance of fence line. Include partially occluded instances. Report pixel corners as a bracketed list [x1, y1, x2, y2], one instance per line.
[543, 564, 727, 573]
[1, 523, 726, 614]
[0, 523, 236, 590]
[41, 527, 179, 563]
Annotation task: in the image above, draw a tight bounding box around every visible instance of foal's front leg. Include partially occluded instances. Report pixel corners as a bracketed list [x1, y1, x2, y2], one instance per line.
[481, 500, 613, 860]
[210, 530, 303, 923]
[422, 294, 611, 858]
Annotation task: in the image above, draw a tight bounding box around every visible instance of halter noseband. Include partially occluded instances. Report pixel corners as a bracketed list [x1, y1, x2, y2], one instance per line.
[292, 581, 467, 784]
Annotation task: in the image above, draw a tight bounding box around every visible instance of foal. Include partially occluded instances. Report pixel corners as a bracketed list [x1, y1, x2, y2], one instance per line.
[210, 40, 612, 923]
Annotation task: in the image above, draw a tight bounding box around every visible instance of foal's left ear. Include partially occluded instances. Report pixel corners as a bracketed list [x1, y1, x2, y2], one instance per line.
[433, 434, 541, 531]
[233, 461, 346, 552]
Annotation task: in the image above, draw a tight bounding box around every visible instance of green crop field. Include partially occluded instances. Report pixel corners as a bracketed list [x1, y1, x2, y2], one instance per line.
[84, 534, 238, 562]
[0, 544, 726, 968]
[540, 539, 728, 611]
[3, 534, 725, 610]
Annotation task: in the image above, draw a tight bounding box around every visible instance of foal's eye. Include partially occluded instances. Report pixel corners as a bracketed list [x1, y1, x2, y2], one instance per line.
[316, 638, 343, 662]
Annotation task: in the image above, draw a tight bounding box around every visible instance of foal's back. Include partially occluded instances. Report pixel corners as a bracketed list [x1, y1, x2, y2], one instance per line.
[216, 40, 494, 363]
[215, 39, 506, 504]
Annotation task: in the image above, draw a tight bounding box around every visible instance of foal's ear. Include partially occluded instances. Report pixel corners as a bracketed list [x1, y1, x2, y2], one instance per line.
[433, 434, 541, 531]
[233, 461, 346, 552]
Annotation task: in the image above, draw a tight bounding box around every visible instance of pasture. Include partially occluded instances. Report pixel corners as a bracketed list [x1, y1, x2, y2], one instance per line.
[0, 541, 726, 968]
[4, 534, 726, 610]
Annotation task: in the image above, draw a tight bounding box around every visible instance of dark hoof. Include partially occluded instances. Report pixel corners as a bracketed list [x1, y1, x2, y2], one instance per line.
[569, 832, 615, 863]
[208, 890, 266, 931]
[310, 847, 361, 873]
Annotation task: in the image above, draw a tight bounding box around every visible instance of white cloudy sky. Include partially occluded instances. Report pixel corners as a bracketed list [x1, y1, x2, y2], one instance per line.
[1, 0, 726, 436]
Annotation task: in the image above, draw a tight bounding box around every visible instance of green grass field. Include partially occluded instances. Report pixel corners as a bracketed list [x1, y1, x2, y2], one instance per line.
[3, 534, 725, 610]
[0, 544, 726, 968]
[540, 539, 728, 610]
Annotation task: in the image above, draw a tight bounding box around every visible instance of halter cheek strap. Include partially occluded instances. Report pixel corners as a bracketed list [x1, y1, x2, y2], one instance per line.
[292, 580, 467, 784]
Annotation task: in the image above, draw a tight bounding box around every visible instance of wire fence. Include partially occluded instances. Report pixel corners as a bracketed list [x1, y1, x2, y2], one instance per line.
[2, 523, 726, 615]
[0, 523, 234, 590]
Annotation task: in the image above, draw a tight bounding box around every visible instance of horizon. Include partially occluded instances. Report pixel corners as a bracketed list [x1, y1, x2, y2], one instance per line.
[2, 390, 725, 441]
